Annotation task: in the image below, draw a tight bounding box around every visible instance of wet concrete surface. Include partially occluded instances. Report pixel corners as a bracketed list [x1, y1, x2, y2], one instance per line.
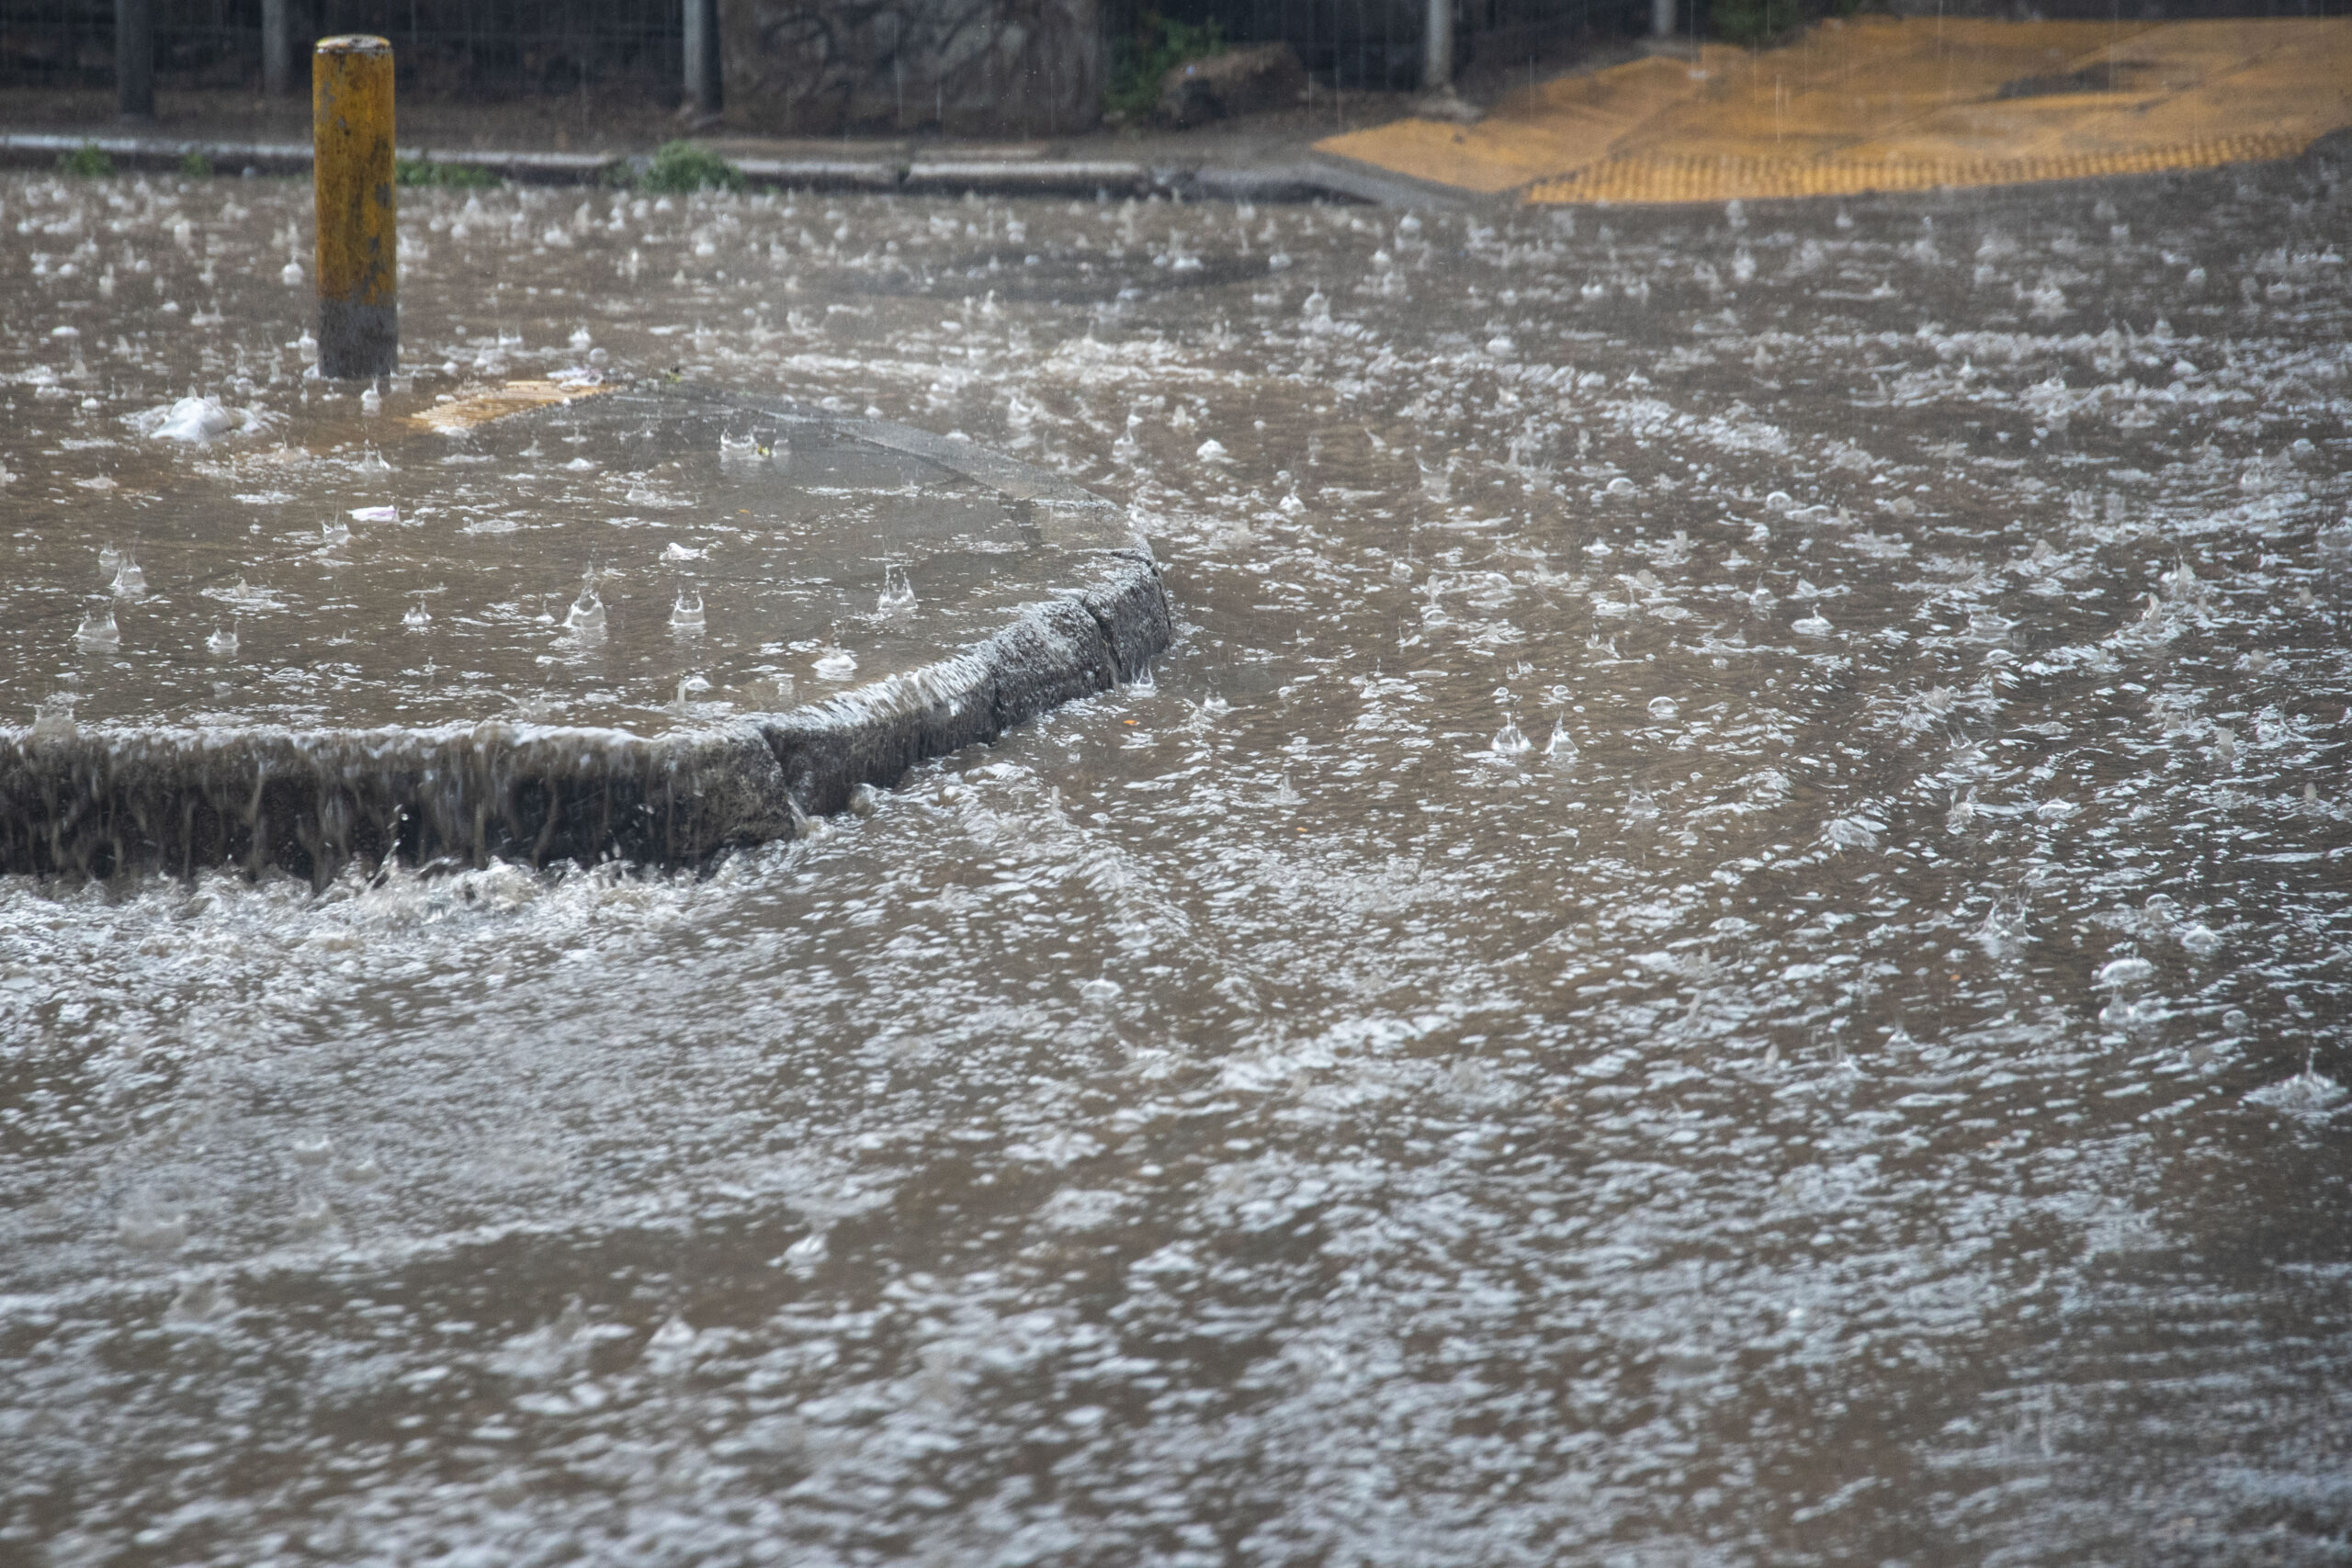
[2, 150, 2350, 1564]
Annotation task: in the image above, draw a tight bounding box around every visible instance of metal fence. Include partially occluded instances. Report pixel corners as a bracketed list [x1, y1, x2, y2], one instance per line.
[0, 0, 682, 93]
[1109, 0, 1648, 93]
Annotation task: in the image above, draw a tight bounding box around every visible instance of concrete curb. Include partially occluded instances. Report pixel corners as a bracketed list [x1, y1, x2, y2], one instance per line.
[0, 393, 1174, 882]
[0, 130, 1388, 203]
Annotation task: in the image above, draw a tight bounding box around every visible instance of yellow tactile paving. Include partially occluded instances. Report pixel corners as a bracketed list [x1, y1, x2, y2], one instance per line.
[1315, 17, 2352, 206]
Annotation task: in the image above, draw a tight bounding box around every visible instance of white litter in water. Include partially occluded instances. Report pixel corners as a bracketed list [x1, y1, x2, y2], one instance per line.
[138, 395, 240, 444]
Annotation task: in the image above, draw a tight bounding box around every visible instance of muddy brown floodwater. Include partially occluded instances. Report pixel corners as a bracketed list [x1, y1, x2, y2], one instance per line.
[2, 150, 2349, 1566]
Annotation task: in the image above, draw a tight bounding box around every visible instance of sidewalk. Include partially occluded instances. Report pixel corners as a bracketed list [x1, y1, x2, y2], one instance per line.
[0, 81, 1455, 206]
[1317, 16, 2352, 205]
[10, 18, 2346, 209]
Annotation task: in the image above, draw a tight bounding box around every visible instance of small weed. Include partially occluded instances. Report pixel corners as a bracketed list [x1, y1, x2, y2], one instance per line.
[1106, 12, 1227, 121]
[1713, 0, 1805, 47]
[395, 156, 500, 188]
[639, 141, 744, 194]
[57, 141, 112, 177]
[178, 149, 214, 179]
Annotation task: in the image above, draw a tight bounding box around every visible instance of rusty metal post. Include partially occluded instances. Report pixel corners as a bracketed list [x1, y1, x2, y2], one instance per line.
[117, 0, 154, 120]
[263, 0, 293, 96]
[1422, 0, 1453, 92]
[682, 0, 721, 120]
[312, 35, 398, 379]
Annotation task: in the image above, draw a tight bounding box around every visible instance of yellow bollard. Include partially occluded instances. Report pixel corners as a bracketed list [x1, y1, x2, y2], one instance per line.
[312, 35, 397, 379]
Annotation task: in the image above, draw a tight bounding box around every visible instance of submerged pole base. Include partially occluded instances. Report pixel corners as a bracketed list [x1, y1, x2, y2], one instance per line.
[318, 299, 398, 381]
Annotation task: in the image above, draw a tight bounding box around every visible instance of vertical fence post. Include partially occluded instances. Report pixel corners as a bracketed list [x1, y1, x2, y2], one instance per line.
[116, 0, 154, 119]
[313, 35, 398, 380]
[1422, 0, 1453, 92]
[683, 0, 721, 119]
[263, 0, 292, 96]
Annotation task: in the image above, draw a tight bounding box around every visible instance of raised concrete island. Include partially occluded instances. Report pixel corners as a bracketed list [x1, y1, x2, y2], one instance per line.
[0, 381, 1170, 880]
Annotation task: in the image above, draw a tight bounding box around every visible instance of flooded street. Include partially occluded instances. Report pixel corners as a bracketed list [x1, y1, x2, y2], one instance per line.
[4, 151, 2351, 1564]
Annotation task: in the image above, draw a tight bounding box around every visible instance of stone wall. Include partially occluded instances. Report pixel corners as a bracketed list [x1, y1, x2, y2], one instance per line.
[718, 0, 1104, 139]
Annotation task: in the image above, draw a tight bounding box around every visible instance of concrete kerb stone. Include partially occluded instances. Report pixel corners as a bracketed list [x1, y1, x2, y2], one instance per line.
[0, 130, 1389, 203]
[0, 386, 1174, 883]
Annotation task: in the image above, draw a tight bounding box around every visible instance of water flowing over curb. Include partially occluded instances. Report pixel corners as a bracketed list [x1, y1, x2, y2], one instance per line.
[1, 435, 1170, 881]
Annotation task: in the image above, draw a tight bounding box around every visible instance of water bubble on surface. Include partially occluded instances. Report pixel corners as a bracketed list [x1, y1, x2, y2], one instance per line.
[96, 542, 123, 574]
[2178, 922, 2223, 959]
[349, 503, 399, 524]
[279, 259, 301, 286]
[878, 563, 916, 615]
[1491, 719, 1532, 756]
[117, 1196, 186, 1252]
[670, 592, 705, 632]
[289, 1190, 335, 1237]
[205, 622, 238, 658]
[321, 515, 350, 547]
[783, 1228, 830, 1279]
[1822, 816, 1881, 852]
[30, 695, 77, 740]
[164, 1276, 235, 1328]
[74, 606, 119, 647]
[359, 383, 382, 416]
[1647, 695, 1679, 721]
[564, 578, 606, 636]
[1543, 719, 1577, 763]
[2245, 1054, 2347, 1117]
[813, 647, 857, 682]
[108, 557, 145, 597]
[402, 600, 431, 630]
[1792, 609, 1835, 637]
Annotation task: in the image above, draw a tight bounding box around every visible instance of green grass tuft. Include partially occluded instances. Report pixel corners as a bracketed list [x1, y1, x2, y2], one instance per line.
[57, 141, 112, 177]
[1712, 0, 1806, 47]
[1106, 11, 1227, 122]
[178, 149, 214, 179]
[395, 156, 501, 188]
[639, 141, 744, 194]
